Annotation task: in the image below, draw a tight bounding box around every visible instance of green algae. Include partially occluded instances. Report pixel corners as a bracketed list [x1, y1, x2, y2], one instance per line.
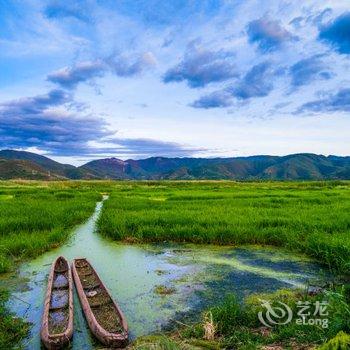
[154, 285, 176, 295]
[195, 256, 303, 283]
[239, 244, 313, 263]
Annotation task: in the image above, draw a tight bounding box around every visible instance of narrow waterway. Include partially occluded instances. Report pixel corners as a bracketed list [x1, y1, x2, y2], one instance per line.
[1, 197, 330, 349]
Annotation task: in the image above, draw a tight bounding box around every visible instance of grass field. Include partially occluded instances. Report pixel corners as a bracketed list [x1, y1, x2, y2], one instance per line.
[0, 180, 349, 349]
[97, 181, 350, 274]
[0, 181, 105, 273]
[0, 181, 108, 347]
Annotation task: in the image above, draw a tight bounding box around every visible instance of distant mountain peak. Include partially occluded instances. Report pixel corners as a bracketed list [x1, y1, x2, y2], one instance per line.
[98, 157, 125, 164]
[0, 149, 349, 180]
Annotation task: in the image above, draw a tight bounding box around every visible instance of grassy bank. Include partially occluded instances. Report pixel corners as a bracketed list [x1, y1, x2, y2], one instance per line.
[0, 180, 106, 272]
[0, 290, 29, 349]
[97, 181, 350, 274]
[129, 286, 350, 349]
[0, 181, 108, 349]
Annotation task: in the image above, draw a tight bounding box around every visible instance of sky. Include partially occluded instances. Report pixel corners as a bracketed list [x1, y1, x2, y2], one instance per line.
[0, 0, 349, 165]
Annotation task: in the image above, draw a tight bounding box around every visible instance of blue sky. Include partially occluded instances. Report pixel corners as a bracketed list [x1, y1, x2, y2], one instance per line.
[0, 0, 349, 165]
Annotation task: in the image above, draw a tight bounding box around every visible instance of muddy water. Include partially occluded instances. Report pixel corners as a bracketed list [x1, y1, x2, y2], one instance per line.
[1, 197, 330, 349]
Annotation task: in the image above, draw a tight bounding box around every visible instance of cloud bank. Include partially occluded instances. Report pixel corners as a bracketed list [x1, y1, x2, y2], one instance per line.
[0, 90, 113, 156]
[247, 18, 296, 52]
[163, 41, 237, 88]
[298, 88, 350, 113]
[0, 89, 201, 158]
[289, 55, 332, 88]
[47, 52, 156, 89]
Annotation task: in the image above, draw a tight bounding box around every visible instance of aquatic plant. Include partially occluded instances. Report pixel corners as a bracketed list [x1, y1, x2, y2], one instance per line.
[154, 285, 176, 295]
[130, 335, 182, 349]
[0, 289, 29, 349]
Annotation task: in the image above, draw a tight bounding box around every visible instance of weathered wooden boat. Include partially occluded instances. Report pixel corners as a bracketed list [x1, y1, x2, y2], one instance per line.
[41, 256, 73, 349]
[72, 258, 128, 348]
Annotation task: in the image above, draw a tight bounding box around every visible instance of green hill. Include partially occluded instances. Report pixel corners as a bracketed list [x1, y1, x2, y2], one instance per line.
[1, 150, 349, 180]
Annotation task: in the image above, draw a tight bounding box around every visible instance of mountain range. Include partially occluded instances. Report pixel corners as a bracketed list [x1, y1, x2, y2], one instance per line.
[0, 149, 349, 180]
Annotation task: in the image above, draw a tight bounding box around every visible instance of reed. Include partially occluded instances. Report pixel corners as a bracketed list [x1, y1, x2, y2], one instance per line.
[0, 181, 103, 272]
[97, 181, 350, 274]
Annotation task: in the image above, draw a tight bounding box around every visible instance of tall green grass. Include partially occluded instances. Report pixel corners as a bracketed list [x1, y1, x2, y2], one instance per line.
[97, 181, 350, 274]
[0, 180, 349, 349]
[181, 287, 350, 349]
[0, 181, 105, 272]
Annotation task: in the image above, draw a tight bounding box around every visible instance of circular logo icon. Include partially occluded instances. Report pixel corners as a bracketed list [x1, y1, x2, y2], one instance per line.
[258, 299, 293, 327]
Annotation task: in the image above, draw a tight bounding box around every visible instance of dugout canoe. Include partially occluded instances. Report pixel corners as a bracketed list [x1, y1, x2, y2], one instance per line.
[40, 256, 73, 349]
[72, 258, 128, 348]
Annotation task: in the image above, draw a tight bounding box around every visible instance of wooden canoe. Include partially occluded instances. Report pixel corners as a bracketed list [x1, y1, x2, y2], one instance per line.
[41, 256, 73, 349]
[72, 258, 128, 348]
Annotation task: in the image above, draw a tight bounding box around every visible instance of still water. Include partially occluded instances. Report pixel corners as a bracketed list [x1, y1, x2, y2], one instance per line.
[1, 197, 329, 349]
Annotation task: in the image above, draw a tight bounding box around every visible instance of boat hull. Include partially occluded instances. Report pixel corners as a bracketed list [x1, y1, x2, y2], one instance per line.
[40, 256, 73, 349]
[72, 258, 128, 348]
